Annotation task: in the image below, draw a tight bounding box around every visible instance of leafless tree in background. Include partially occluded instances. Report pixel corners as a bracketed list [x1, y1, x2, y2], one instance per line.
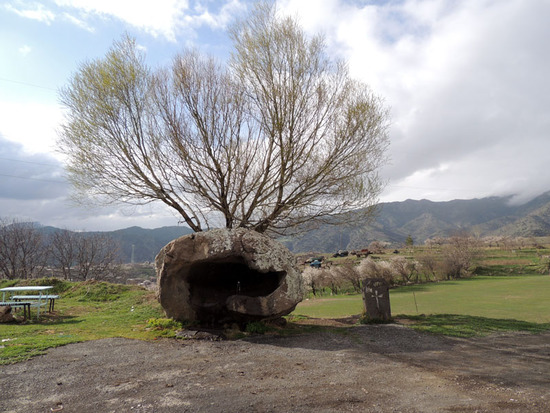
[0, 218, 48, 279]
[58, 2, 389, 235]
[49, 229, 78, 280]
[441, 231, 481, 279]
[332, 263, 363, 293]
[74, 233, 121, 280]
[50, 231, 121, 281]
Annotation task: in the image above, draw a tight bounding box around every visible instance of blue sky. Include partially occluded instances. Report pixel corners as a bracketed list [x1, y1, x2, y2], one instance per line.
[1, 0, 549, 231]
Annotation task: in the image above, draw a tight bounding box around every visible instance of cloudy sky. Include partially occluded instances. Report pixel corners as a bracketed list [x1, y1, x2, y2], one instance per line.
[1, 0, 549, 231]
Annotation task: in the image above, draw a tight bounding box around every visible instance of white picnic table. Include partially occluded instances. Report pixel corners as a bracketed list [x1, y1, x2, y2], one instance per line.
[0, 286, 54, 319]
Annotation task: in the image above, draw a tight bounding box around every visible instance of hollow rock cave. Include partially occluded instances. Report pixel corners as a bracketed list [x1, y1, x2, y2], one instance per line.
[155, 228, 304, 326]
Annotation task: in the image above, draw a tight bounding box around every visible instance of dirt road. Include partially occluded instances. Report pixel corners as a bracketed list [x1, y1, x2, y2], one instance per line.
[2, 323, 549, 412]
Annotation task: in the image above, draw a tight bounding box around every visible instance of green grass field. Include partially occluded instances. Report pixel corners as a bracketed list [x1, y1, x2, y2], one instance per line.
[0, 280, 167, 364]
[2, 274, 550, 364]
[293, 274, 550, 337]
[294, 275, 550, 322]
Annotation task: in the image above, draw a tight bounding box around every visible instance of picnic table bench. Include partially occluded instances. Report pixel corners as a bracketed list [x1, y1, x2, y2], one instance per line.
[0, 301, 33, 320]
[0, 286, 55, 319]
[13, 295, 60, 312]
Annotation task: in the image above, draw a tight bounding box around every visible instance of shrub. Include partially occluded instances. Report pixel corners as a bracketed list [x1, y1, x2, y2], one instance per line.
[368, 241, 387, 254]
[357, 258, 396, 285]
[440, 234, 481, 279]
[146, 317, 183, 337]
[302, 266, 323, 296]
[417, 252, 439, 281]
[245, 321, 270, 334]
[319, 267, 346, 295]
[332, 263, 363, 293]
[389, 256, 418, 284]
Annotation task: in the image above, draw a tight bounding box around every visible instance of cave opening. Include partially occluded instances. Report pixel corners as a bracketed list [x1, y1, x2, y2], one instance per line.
[187, 257, 286, 322]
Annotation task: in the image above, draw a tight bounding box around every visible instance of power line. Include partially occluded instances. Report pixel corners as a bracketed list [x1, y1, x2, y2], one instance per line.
[0, 156, 62, 167]
[0, 76, 58, 92]
[0, 173, 66, 184]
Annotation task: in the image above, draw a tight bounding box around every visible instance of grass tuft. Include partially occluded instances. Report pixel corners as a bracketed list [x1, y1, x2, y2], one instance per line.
[398, 314, 550, 337]
[64, 281, 131, 302]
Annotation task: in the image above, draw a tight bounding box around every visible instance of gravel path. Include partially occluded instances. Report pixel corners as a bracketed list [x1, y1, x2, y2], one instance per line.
[2, 324, 550, 412]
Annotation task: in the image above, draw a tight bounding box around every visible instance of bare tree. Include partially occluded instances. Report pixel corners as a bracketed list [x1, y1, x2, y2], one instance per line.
[441, 231, 481, 279]
[0, 219, 19, 279]
[49, 230, 121, 281]
[332, 263, 363, 293]
[318, 267, 343, 295]
[417, 251, 438, 281]
[357, 258, 395, 285]
[368, 241, 387, 254]
[0, 218, 48, 279]
[75, 233, 121, 281]
[302, 266, 322, 296]
[49, 229, 78, 280]
[389, 256, 418, 284]
[58, 2, 389, 235]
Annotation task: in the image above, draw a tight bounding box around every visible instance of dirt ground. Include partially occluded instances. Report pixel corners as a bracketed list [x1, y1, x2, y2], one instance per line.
[1, 319, 550, 413]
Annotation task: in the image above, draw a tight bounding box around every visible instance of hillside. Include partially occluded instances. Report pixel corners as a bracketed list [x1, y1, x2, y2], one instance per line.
[37, 191, 550, 258]
[39, 225, 193, 263]
[108, 226, 194, 262]
[284, 191, 550, 252]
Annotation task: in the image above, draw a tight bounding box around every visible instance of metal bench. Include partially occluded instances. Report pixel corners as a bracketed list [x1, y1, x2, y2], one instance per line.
[13, 295, 60, 312]
[0, 301, 32, 320]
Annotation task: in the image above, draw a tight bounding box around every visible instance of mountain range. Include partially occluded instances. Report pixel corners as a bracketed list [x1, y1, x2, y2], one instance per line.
[38, 191, 550, 260]
[280, 191, 550, 252]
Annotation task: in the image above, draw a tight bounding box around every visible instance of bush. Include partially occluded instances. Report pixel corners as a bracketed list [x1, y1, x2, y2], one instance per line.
[302, 264, 363, 296]
[440, 233, 481, 279]
[302, 266, 322, 296]
[417, 252, 439, 281]
[357, 258, 395, 285]
[332, 263, 363, 293]
[245, 321, 270, 334]
[146, 317, 182, 330]
[146, 317, 183, 337]
[389, 256, 418, 284]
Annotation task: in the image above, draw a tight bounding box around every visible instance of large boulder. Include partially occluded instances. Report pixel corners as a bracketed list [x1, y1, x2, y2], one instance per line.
[155, 228, 304, 325]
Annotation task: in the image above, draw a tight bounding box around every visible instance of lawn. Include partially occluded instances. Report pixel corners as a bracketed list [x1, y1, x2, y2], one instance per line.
[294, 275, 550, 323]
[2, 274, 550, 364]
[0, 280, 167, 364]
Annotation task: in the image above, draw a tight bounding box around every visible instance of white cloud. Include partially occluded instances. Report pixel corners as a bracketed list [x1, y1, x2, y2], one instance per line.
[5, 0, 248, 41]
[18, 45, 32, 56]
[55, 0, 189, 41]
[188, 0, 247, 29]
[0, 137, 67, 202]
[5, 2, 55, 24]
[61, 11, 95, 32]
[279, 0, 550, 203]
[0, 136, 186, 230]
[0, 101, 64, 156]
[0, 196, 182, 231]
[50, 0, 247, 42]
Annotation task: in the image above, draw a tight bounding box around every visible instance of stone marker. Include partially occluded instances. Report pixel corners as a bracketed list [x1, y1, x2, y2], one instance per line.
[156, 228, 304, 325]
[362, 278, 391, 321]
